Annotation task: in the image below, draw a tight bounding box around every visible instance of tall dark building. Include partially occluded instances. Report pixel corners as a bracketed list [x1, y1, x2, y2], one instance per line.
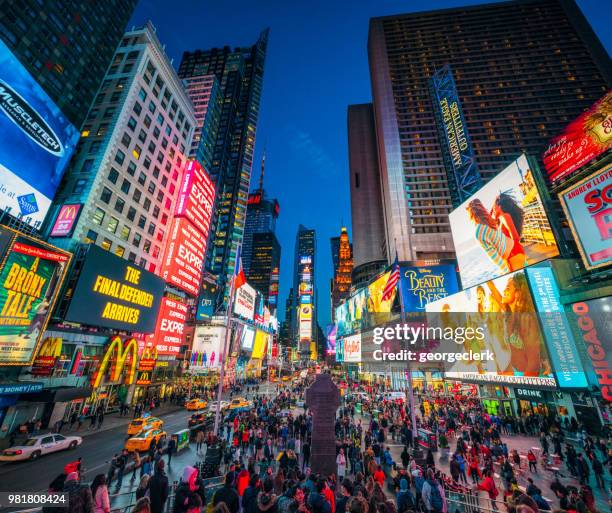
[368, 0, 612, 262]
[248, 231, 281, 304]
[0, 0, 138, 128]
[291, 225, 316, 356]
[178, 29, 269, 304]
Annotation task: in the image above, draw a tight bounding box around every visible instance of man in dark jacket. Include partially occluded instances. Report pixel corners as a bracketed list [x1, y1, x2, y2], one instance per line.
[213, 472, 240, 513]
[149, 460, 169, 513]
[336, 479, 353, 513]
[256, 478, 278, 513]
[242, 474, 261, 513]
[174, 466, 206, 513]
[307, 480, 331, 513]
[62, 472, 93, 513]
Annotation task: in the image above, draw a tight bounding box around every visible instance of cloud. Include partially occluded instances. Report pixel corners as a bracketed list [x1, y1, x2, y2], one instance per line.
[284, 124, 339, 176]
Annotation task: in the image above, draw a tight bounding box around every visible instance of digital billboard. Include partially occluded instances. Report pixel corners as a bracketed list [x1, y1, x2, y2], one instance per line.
[234, 283, 256, 320]
[160, 217, 206, 296]
[191, 325, 224, 369]
[299, 304, 312, 341]
[175, 160, 215, 237]
[525, 266, 587, 388]
[326, 324, 337, 355]
[0, 234, 70, 365]
[49, 204, 82, 237]
[196, 282, 218, 321]
[65, 244, 164, 332]
[343, 333, 362, 363]
[399, 263, 460, 312]
[559, 165, 611, 271]
[252, 330, 268, 359]
[241, 326, 255, 351]
[0, 40, 79, 227]
[145, 297, 187, 356]
[542, 90, 612, 184]
[449, 154, 559, 289]
[426, 269, 556, 388]
[336, 337, 344, 363]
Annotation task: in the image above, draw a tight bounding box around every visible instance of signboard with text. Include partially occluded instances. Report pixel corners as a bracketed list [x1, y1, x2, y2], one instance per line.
[175, 160, 215, 237]
[49, 204, 82, 237]
[146, 297, 187, 356]
[234, 283, 256, 320]
[191, 325, 224, 369]
[399, 263, 460, 312]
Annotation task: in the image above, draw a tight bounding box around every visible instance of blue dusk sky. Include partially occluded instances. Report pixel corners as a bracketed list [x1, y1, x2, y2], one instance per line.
[128, 0, 611, 327]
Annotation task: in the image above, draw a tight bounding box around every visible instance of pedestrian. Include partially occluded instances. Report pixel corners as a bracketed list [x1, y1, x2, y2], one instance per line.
[91, 474, 110, 513]
[476, 470, 499, 511]
[336, 448, 347, 480]
[131, 451, 141, 483]
[527, 450, 537, 473]
[70, 411, 78, 430]
[97, 411, 104, 430]
[107, 454, 118, 486]
[174, 466, 206, 513]
[114, 450, 129, 493]
[421, 469, 445, 513]
[78, 413, 85, 431]
[136, 475, 150, 501]
[302, 440, 310, 470]
[167, 436, 176, 466]
[592, 457, 605, 488]
[148, 460, 169, 513]
[213, 472, 240, 513]
[196, 430, 205, 453]
[132, 498, 151, 513]
[63, 471, 94, 513]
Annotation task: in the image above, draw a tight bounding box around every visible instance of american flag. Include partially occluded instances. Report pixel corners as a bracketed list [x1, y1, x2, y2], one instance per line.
[382, 256, 400, 301]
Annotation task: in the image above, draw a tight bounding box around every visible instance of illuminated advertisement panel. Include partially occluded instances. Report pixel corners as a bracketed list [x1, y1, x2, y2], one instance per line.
[241, 326, 255, 351]
[196, 282, 218, 321]
[0, 233, 70, 364]
[49, 204, 82, 237]
[336, 288, 367, 337]
[191, 325, 224, 369]
[426, 269, 556, 388]
[558, 165, 611, 270]
[399, 263, 460, 312]
[449, 154, 559, 289]
[252, 330, 267, 359]
[234, 283, 256, 320]
[336, 338, 344, 363]
[0, 40, 79, 227]
[343, 333, 362, 363]
[542, 91, 612, 184]
[175, 160, 215, 236]
[65, 244, 164, 332]
[299, 304, 312, 341]
[326, 324, 337, 355]
[145, 297, 187, 356]
[160, 217, 206, 296]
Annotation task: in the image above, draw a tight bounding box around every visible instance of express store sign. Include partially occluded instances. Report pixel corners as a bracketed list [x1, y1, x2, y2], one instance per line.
[175, 160, 215, 236]
[146, 298, 187, 355]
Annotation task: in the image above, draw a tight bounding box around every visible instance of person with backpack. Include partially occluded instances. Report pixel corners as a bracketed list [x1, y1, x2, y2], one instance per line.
[396, 478, 416, 513]
[421, 469, 445, 513]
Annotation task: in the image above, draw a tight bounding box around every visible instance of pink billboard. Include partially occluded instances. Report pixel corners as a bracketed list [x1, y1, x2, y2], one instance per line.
[50, 204, 81, 237]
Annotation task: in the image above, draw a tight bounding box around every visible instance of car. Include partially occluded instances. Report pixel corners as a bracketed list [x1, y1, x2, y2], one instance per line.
[124, 428, 166, 452]
[127, 416, 163, 435]
[185, 399, 208, 411]
[228, 397, 251, 410]
[188, 412, 213, 428]
[0, 433, 82, 461]
[282, 376, 290, 382]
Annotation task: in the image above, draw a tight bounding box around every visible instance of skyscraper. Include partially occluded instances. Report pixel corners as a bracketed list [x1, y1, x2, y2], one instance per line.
[368, 0, 612, 262]
[178, 30, 269, 304]
[292, 225, 316, 356]
[48, 22, 196, 274]
[248, 231, 281, 305]
[0, 0, 138, 129]
[331, 227, 353, 317]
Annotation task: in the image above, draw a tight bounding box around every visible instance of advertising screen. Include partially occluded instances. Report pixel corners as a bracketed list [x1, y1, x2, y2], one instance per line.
[525, 266, 587, 388]
[65, 244, 165, 332]
[252, 330, 268, 359]
[196, 282, 218, 321]
[299, 304, 312, 341]
[326, 324, 337, 355]
[241, 326, 255, 351]
[343, 333, 362, 363]
[49, 204, 82, 237]
[426, 269, 556, 388]
[175, 160, 215, 237]
[145, 297, 187, 356]
[336, 338, 344, 363]
[234, 283, 256, 320]
[542, 91, 612, 184]
[366, 272, 395, 314]
[449, 154, 559, 289]
[559, 165, 611, 270]
[0, 235, 70, 364]
[0, 40, 79, 227]
[191, 325, 224, 369]
[399, 263, 460, 312]
[160, 217, 206, 296]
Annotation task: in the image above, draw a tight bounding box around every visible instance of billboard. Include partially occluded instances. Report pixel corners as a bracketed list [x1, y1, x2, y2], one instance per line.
[542, 91, 612, 184]
[234, 283, 256, 320]
[430, 64, 482, 206]
[196, 282, 218, 321]
[343, 333, 362, 363]
[145, 297, 187, 356]
[336, 337, 344, 363]
[449, 154, 559, 289]
[241, 325, 255, 351]
[65, 244, 164, 332]
[252, 330, 268, 359]
[299, 304, 312, 341]
[175, 160, 215, 237]
[426, 270, 556, 388]
[569, 298, 612, 401]
[0, 234, 70, 365]
[0, 40, 79, 227]
[49, 204, 82, 237]
[160, 217, 206, 296]
[191, 325, 224, 369]
[326, 324, 337, 355]
[558, 165, 611, 270]
[399, 263, 460, 312]
[525, 266, 587, 388]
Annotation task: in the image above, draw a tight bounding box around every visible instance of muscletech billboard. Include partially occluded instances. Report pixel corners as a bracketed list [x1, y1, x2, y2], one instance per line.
[559, 164, 611, 271]
[65, 244, 165, 332]
[0, 230, 71, 365]
[542, 90, 612, 184]
[449, 154, 559, 289]
[0, 40, 79, 227]
[399, 262, 460, 312]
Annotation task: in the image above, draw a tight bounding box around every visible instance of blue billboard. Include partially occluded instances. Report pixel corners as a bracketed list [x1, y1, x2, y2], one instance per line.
[526, 265, 588, 389]
[196, 282, 218, 321]
[0, 39, 79, 228]
[399, 263, 460, 312]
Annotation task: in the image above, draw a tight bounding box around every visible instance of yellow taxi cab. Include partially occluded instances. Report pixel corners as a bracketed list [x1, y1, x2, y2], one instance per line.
[228, 397, 251, 410]
[185, 399, 208, 411]
[124, 428, 166, 452]
[127, 416, 163, 436]
[281, 375, 290, 382]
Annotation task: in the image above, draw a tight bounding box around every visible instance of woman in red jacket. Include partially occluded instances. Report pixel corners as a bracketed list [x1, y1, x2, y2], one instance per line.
[476, 470, 499, 511]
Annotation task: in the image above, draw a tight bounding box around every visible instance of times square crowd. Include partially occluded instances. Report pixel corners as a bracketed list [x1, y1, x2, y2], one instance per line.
[41, 375, 611, 513]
